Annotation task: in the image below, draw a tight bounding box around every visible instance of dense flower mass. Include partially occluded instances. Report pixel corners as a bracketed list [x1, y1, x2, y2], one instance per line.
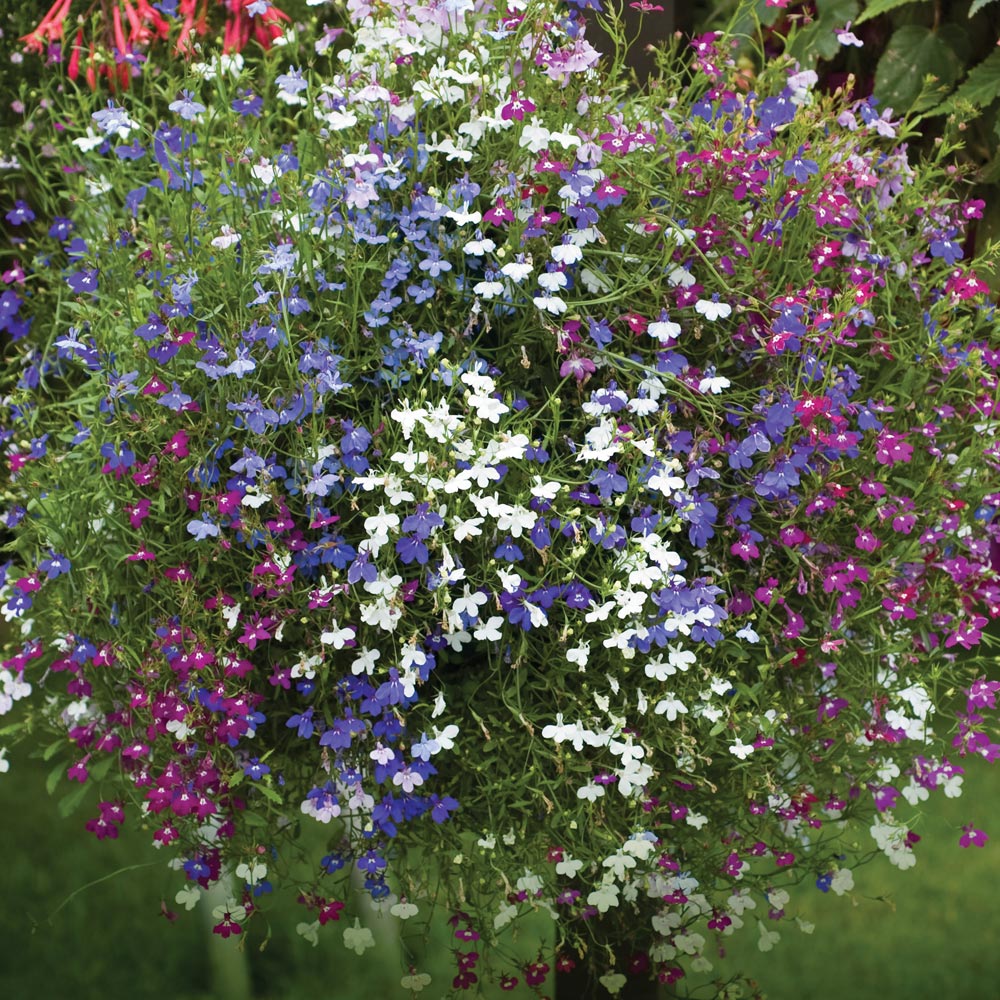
[1, 0, 999, 994]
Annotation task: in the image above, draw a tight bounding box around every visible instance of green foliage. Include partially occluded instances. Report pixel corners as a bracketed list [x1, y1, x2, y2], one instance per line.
[854, 0, 930, 25]
[701, 0, 1000, 286]
[969, 0, 1000, 17]
[933, 47, 1000, 115]
[787, 0, 860, 61]
[873, 24, 964, 115]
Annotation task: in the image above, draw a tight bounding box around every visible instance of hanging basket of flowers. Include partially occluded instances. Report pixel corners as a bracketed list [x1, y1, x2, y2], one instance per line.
[1, 0, 998, 995]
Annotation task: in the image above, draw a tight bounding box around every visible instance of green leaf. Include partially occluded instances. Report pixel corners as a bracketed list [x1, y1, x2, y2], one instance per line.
[969, 0, 999, 17]
[57, 782, 89, 819]
[89, 755, 114, 782]
[254, 782, 284, 805]
[874, 26, 963, 115]
[939, 23, 972, 64]
[855, 0, 930, 25]
[42, 739, 65, 761]
[46, 760, 67, 796]
[938, 49, 1000, 114]
[977, 139, 1000, 183]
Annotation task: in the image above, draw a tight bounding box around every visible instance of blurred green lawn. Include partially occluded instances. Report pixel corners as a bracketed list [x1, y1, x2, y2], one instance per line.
[0, 747, 544, 1000]
[2, 749, 1000, 999]
[693, 759, 1000, 1000]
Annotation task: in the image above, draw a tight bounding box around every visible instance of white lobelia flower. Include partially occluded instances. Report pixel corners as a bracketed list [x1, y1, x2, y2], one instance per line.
[757, 920, 781, 952]
[603, 852, 637, 880]
[452, 586, 488, 620]
[296, 920, 320, 946]
[542, 714, 571, 742]
[519, 124, 552, 152]
[211, 226, 242, 249]
[235, 861, 267, 885]
[674, 931, 706, 955]
[365, 506, 400, 537]
[343, 918, 376, 955]
[728, 888, 756, 915]
[537, 269, 568, 292]
[694, 297, 733, 321]
[903, 778, 930, 806]
[830, 868, 855, 895]
[211, 901, 247, 922]
[221, 602, 241, 631]
[463, 234, 496, 256]
[453, 516, 485, 542]
[556, 855, 583, 877]
[352, 647, 380, 675]
[500, 259, 533, 282]
[320, 620, 355, 648]
[473, 277, 504, 299]
[587, 883, 620, 913]
[447, 205, 482, 226]
[175, 885, 200, 911]
[468, 393, 509, 423]
[599, 973, 628, 995]
[617, 761, 653, 796]
[493, 903, 518, 930]
[653, 694, 688, 720]
[548, 127, 581, 148]
[534, 293, 567, 314]
[72, 127, 106, 151]
[400, 972, 431, 991]
[391, 445, 429, 472]
[431, 724, 459, 750]
[648, 316, 682, 342]
[667, 265, 696, 288]
[698, 370, 731, 394]
[669, 646, 697, 671]
[643, 655, 677, 684]
[551, 242, 583, 265]
[529, 477, 562, 500]
[389, 401, 427, 439]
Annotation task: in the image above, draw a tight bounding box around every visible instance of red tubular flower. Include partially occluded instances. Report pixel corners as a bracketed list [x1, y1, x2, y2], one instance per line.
[25, 0, 277, 88]
[175, 0, 206, 54]
[85, 40, 97, 90]
[20, 0, 73, 53]
[252, 5, 291, 49]
[123, 0, 144, 40]
[66, 28, 83, 80]
[222, 14, 239, 52]
[136, 0, 171, 38]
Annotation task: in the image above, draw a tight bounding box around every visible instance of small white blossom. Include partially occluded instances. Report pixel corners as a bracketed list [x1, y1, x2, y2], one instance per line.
[343, 919, 376, 955]
[694, 297, 733, 321]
